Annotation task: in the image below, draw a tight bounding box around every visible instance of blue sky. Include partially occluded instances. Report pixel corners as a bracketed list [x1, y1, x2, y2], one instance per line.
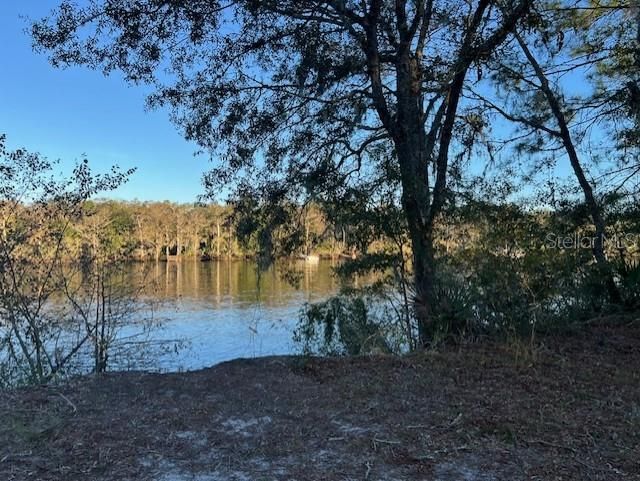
[0, 1, 206, 203]
[0, 1, 616, 206]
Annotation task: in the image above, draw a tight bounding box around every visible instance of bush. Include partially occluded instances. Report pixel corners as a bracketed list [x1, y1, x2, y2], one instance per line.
[294, 288, 398, 356]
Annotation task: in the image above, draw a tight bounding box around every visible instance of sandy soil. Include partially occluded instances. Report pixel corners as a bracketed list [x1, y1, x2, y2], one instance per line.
[1, 323, 639, 481]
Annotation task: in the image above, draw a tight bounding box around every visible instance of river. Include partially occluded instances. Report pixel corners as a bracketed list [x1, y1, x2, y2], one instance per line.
[108, 260, 346, 372]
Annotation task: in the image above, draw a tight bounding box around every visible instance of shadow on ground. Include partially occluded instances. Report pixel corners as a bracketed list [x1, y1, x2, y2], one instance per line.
[1, 323, 639, 480]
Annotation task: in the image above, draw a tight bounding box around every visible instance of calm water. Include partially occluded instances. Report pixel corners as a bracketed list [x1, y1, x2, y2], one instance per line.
[115, 260, 345, 371]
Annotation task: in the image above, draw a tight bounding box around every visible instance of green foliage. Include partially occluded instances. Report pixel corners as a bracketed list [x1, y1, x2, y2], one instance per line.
[11, 0, 640, 362]
[0, 136, 134, 385]
[619, 260, 640, 309]
[295, 289, 396, 356]
[230, 185, 304, 270]
[294, 190, 640, 354]
[436, 197, 640, 338]
[429, 267, 476, 344]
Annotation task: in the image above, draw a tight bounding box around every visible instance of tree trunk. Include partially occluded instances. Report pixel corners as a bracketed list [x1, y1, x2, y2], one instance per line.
[176, 225, 182, 258]
[396, 136, 437, 347]
[516, 34, 621, 305]
[165, 231, 170, 258]
[136, 217, 145, 259]
[364, 0, 523, 345]
[395, 52, 436, 344]
[393, 42, 445, 347]
[305, 219, 310, 256]
[192, 231, 199, 259]
[154, 238, 161, 262]
[216, 222, 221, 259]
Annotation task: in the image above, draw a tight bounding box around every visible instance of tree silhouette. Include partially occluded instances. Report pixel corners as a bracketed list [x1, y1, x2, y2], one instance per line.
[32, 0, 533, 344]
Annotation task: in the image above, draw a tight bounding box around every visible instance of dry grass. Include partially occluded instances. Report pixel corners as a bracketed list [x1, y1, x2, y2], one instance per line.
[1, 323, 639, 480]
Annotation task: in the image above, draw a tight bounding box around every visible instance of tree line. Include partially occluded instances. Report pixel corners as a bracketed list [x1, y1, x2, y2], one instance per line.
[5, 0, 640, 384]
[62, 199, 352, 261]
[29, 0, 640, 350]
[2, 128, 639, 383]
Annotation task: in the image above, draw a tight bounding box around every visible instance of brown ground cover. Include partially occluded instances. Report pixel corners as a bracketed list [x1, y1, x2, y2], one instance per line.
[1, 322, 638, 480]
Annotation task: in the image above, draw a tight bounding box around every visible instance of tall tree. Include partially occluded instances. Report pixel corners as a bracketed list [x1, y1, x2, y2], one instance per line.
[469, 13, 622, 302]
[467, 1, 640, 304]
[32, 0, 531, 344]
[575, 1, 640, 192]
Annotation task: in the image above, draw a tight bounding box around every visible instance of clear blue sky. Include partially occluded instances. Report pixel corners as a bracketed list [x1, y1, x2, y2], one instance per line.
[0, 2, 607, 205]
[0, 1, 206, 203]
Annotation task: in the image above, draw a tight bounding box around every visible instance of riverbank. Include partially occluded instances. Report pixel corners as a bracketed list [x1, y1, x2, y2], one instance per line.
[1, 322, 638, 481]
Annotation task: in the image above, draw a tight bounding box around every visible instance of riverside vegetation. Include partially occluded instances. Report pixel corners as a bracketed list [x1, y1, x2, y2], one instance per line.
[1, 133, 639, 384]
[1, 1, 640, 478]
[11, 0, 639, 361]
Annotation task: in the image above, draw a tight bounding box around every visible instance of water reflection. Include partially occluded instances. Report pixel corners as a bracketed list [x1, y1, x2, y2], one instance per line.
[119, 260, 344, 371]
[142, 259, 340, 307]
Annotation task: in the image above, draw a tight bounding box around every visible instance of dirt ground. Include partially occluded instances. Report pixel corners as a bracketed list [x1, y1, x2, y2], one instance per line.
[1, 323, 639, 481]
